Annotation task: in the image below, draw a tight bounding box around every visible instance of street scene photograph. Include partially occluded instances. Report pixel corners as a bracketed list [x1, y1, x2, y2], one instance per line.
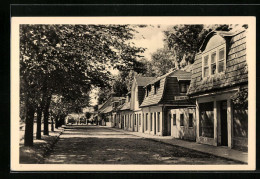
[11, 17, 255, 171]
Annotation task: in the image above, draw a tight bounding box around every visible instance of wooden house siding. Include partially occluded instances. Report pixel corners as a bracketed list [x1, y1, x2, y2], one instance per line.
[161, 77, 179, 104]
[140, 78, 166, 107]
[188, 31, 248, 95]
[138, 86, 146, 106]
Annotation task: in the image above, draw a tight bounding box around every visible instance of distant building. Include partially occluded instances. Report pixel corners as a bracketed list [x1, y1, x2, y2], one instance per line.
[187, 30, 248, 151]
[130, 76, 156, 132]
[97, 94, 124, 127]
[118, 93, 133, 131]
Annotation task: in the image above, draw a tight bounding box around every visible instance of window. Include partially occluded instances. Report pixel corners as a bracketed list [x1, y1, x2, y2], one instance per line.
[146, 113, 148, 131]
[150, 113, 153, 131]
[139, 114, 141, 125]
[157, 112, 160, 132]
[180, 83, 188, 93]
[173, 114, 176, 125]
[189, 113, 193, 127]
[130, 114, 132, 127]
[135, 114, 137, 125]
[218, 48, 225, 73]
[202, 45, 226, 78]
[154, 81, 160, 94]
[180, 114, 184, 126]
[146, 85, 151, 97]
[211, 52, 216, 75]
[203, 55, 209, 77]
[154, 112, 156, 131]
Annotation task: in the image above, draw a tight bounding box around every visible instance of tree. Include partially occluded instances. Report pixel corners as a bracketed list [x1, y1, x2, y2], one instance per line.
[20, 24, 145, 146]
[164, 25, 209, 67]
[85, 112, 92, 120]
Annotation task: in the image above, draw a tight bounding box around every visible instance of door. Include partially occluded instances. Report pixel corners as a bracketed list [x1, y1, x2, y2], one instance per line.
[220, 101, 228, 146]
[167, 113, 171, 136]
[172, 112, 178, 138]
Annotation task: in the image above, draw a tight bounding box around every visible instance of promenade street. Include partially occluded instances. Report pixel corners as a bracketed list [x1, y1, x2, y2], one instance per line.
[43, 126, 240, 164]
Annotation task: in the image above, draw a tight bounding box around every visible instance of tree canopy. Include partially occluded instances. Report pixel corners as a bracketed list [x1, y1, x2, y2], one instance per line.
[20, 24, 145, 146]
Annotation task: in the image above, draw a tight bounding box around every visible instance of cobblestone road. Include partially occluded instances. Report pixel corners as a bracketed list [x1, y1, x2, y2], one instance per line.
[43, 126, 240, 164]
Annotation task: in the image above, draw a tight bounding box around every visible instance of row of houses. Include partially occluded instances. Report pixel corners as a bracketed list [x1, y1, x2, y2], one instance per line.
[97, 30, 248, 151]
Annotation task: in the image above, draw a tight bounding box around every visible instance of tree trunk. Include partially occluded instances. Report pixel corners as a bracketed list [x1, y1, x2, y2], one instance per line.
[36, 106, 43, 139]
[51, 117, 54, 132]
[43, 95, 52, 135]
[24, 101, 35, 146]
[55, 114, 59, 129]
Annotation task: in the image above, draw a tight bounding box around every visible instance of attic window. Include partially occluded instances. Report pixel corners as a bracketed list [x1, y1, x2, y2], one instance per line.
[146, 85, 151, 97]
[154, 81, 160, 94]
[202, 43, 226, 78]
[179, 82, 190, 93]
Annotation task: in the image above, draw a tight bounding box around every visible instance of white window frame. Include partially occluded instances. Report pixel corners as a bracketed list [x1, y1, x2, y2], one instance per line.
[202, 43, 226, 78]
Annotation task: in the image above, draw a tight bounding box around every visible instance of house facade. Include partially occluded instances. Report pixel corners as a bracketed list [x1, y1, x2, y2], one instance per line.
[187, 30, 248, 151]
[116, 93, 134, 131]
[140, 70, 196, 138]
[98, 94, 124, 127]
[130, 76, 156, 132]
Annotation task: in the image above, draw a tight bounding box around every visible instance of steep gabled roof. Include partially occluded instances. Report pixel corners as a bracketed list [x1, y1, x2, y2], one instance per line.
[98, 96, 124, 112]
[119, 102, 131, 111]
[199, 30, 238, 52]
[188, 30, 248, 96]
[135, 76, 156, 86]
[140, 70, 192, 107]
[145, 70, 191, 87]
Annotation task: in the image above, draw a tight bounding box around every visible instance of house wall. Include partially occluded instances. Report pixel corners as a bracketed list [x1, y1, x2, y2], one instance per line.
[141, 106, 163, 136]
[133, 110, 142, 132]
[233, 107, 248, 151]
[120, 110, 134, 131]
[195, 88, 248, 150]
[170, 108, 196, 141]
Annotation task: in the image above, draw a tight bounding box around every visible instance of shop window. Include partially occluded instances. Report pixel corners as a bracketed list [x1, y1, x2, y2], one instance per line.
[173, 114, 176, 125]
[199, 102, 214, 138]
[189, 113, 193, 127]
[180, 114, 184, 126]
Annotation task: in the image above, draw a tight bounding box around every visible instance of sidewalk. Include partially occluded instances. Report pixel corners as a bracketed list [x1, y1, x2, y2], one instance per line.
[19, 125, 64, 164]
[105, 126, 248, 164]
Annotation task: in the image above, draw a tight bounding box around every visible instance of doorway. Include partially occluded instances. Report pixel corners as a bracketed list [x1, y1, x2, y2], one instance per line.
[220, 101, 228, 146]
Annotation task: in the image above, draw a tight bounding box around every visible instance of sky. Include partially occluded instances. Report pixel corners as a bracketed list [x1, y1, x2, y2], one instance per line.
[131, 25, 170, 60]
[89, 25, 170, 106]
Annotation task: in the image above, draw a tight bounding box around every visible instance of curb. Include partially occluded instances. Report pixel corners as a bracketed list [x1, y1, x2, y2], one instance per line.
[105, 127, 247, 164]
[39, 127, 65, 164]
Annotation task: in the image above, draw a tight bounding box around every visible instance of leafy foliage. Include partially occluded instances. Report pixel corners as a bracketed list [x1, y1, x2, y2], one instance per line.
[20, 24, 145, 145]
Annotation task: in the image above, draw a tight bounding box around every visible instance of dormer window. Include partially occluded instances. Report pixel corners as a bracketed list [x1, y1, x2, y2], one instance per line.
[218, 48, 225, 73]
[179, 82, 189, 93]
[202, 44, 226, 78]
[154, 81, 160, 94]
[203, 55, 209, 77]
[146, 85, 151, 97]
